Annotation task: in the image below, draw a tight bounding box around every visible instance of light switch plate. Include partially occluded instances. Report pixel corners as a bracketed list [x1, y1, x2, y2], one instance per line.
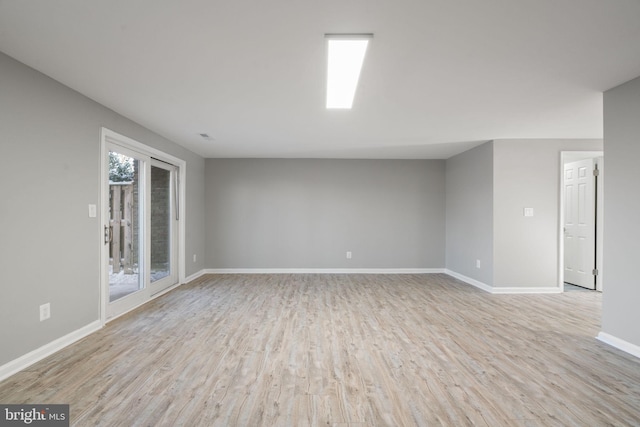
[524, 207, 534, 217]
[88, 204, 97, 218]
[40, 303, 50, 321]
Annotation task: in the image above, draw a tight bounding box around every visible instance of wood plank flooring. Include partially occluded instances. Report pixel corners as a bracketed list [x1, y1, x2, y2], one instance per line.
[1, 274, 639, 426]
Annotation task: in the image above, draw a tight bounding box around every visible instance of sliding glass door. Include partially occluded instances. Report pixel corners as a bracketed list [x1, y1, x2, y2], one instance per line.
[102, 131, 181, 320]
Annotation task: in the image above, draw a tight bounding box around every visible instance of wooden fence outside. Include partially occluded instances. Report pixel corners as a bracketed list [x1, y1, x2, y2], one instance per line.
[110, 183, 134, 274]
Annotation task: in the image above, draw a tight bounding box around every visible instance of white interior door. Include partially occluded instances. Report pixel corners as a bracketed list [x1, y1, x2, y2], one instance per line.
[564, 158, 596, 289]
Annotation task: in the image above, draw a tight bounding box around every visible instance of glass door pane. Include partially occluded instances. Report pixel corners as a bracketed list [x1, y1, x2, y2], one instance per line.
[149, 160, 178, 294]
[108, 150, 144, 302]
[150, 165, 171, 283]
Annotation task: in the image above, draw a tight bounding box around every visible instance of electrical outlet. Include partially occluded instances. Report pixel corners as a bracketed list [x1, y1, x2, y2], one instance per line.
[40, 303, 50, 321]
[193, 254, 197, 263]
[476, 260, 481, 269]
[346, 251, 352, 259]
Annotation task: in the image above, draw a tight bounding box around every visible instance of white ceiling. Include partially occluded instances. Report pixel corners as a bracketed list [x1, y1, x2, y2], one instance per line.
[2, 1, 640, 159]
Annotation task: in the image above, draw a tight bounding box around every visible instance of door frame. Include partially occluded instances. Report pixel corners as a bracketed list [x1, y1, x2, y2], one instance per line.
[558, 151, 604, 292]
[100, 127, 186, 324]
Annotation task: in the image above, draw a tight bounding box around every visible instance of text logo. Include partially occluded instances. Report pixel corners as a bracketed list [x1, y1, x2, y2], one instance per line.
[0, 405, 69, 426]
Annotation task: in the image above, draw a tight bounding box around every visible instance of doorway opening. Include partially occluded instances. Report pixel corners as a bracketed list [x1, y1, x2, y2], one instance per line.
[560, 151, 603, 292]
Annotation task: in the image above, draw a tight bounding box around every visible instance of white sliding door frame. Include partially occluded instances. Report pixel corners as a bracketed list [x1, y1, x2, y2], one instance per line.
[100, 127, 186, 324]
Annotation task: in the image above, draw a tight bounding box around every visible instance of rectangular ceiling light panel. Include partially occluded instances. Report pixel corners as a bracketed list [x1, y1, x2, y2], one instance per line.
[326, 34, 372, 109]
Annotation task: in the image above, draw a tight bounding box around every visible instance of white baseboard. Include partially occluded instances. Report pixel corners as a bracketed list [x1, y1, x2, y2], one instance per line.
[492, 286, 562, 294]
[444, 269, 493, 293]
[204, 268, 445, 274]
[0, 320, 102, 383]
[444, 270, 562, 294]
[597, 332, 640, 359]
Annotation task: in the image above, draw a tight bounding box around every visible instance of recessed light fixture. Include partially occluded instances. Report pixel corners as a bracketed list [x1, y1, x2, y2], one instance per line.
[325, 33, 373, 109]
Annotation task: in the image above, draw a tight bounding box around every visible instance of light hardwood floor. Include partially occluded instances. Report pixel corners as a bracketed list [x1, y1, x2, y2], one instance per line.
[1, 274, 639, 426]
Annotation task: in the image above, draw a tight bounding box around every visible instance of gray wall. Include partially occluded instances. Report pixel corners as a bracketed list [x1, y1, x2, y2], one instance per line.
[445, 142, 494, 285]
[602, 76, 640, 347]
[493, 139, 603, 288]
[0, 52, 205, 366]
[205, 159, 446, 269]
